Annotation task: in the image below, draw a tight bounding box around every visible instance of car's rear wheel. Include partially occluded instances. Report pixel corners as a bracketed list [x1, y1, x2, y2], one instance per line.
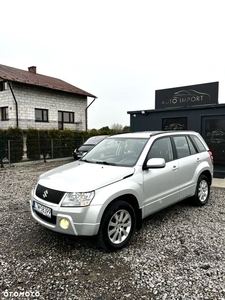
[98, 200, 136, 251]
[192, 174, 210, 206]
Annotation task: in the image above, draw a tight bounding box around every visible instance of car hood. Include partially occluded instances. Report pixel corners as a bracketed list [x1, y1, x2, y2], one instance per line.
[38, 161, 135, 192]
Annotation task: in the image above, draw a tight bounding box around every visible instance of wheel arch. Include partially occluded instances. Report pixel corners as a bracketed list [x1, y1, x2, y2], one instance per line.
[200, 169, 212, 185]
[99, 194, 142, 231]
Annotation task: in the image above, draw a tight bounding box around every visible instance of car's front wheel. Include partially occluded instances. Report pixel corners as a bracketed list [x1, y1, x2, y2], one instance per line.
[192, 174, 210, 206]
[98, 200, 136, 251]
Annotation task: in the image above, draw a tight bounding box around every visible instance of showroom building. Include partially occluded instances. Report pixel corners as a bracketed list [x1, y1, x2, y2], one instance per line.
[128, 82, 225, 178]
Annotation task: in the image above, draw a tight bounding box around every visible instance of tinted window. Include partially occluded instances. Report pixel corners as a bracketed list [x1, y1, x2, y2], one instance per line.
[186, 136, 197, 155]
[173, 136, 190, 159]
[190, 135, 206, 152]
[147, 137, 173, 163]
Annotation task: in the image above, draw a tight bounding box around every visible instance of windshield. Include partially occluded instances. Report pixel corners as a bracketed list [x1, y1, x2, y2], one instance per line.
[81, 137, 148, 167]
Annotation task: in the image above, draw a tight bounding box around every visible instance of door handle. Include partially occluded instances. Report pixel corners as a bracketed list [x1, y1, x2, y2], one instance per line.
[196, 158, 201, 163]
[172, 165, 178, 171]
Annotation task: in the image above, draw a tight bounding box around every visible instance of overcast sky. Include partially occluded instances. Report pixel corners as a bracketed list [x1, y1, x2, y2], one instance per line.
[1, 0, 225, 129]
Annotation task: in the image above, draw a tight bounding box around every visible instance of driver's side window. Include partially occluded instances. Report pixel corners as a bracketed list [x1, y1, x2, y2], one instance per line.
[147, 137, 173, 163]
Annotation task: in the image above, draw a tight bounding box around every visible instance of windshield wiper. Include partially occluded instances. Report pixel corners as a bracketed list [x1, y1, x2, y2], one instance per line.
[95, 161, 116, 166]
[80, 159, 91, 163]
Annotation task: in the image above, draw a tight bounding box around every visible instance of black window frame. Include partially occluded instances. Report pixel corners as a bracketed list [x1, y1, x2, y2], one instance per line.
[1, 107, 9, 121]
[58, 111, 74, 130]
[35, 108, 48, 122]
[58, 111, 74, 124]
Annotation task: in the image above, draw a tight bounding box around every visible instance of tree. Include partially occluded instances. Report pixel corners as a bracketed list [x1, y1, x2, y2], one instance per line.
[122, 126, 130, 133]
[111, 123, 123, 132]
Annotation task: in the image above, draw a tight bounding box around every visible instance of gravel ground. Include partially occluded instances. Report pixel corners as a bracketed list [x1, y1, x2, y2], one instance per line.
[0, 160, 225, 300]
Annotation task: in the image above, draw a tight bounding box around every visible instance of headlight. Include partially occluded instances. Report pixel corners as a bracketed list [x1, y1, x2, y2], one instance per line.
[61, 191, 95, 207]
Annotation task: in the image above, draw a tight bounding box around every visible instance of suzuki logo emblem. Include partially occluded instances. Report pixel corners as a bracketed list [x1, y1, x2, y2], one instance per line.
[43, 190, 48, 198]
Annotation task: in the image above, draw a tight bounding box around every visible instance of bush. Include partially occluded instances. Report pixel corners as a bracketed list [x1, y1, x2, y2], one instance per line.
[74, 131, 88, 150]
[0, 129, 7, 162]
[26, 128, 40, 160]
[39, 130, 51, 159]
[61, 129, 74, 157]
[0, 126, 129, 163]
[49, 129, 62, 158]
[6, 127, 23, 163]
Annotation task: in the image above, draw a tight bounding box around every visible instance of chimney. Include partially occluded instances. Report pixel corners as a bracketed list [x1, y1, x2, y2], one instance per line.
[28, 66, 37, 74]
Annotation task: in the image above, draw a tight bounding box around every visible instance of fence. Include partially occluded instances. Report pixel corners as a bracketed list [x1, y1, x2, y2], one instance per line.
[0, 135, 85, 167]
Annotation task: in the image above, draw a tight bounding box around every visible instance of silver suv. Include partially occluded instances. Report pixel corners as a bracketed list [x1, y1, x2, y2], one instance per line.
[30, 131, 213, 251]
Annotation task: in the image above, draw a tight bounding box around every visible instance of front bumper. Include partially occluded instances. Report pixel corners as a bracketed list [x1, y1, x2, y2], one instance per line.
[30, 197, 101, 236]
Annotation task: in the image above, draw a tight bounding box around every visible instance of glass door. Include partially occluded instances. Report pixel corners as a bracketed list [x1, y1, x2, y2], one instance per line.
[202, 116, 225, 176]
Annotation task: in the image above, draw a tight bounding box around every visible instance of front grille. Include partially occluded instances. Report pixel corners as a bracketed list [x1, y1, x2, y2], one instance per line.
[35, 184, 65, 204]
[33, 209, 57, 225]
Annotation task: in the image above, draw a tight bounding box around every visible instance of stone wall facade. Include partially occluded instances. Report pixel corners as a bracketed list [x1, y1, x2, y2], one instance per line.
[0, 82, 87, 131]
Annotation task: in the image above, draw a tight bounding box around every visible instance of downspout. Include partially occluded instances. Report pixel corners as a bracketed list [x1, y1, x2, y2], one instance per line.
[8, 82, 19, 127]
[85, 97, 96, 131]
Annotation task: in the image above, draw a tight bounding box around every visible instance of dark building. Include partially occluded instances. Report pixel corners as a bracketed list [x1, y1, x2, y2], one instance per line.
[128, 82, 225, 178]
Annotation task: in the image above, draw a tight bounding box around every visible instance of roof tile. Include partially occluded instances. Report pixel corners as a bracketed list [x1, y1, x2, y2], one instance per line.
[0, 64, 96, 98]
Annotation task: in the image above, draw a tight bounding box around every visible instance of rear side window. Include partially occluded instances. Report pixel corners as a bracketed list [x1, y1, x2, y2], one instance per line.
[186, 136, 197, 155]
[190, 135, 206, 152]
[173, 136, 190, 159]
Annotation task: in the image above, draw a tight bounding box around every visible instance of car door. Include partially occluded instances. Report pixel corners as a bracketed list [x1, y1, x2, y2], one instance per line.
[172, 135, 199, 199]
[142, 136, 180, 218]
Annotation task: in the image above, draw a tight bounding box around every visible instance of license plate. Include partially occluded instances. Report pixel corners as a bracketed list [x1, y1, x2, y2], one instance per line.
[33, 201, 51, 218]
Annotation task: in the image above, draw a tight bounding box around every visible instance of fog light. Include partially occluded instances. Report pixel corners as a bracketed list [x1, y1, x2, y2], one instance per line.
[60, 218, 70, 229]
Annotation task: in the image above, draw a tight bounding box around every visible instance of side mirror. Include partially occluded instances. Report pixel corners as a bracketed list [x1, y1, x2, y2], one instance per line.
[144, 158, 166, 169]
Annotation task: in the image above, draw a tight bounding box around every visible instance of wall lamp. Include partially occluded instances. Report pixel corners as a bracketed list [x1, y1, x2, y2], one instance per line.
[132, 111, 148, 117]
[141, 110, 148, 115]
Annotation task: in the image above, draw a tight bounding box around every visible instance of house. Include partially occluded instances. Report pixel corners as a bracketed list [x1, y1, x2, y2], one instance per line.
[0, 64, 97, 131]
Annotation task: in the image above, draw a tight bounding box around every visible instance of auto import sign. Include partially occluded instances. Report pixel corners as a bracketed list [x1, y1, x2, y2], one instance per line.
[155, 82, 219, 109]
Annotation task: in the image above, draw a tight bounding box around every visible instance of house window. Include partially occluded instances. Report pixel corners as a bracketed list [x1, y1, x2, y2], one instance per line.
[162, 117, 187, 131]
[35, 109, 48, 122]
[58, 111, 74, 129]
[1, 107, 9, 121]
[0, 82, 6, 91]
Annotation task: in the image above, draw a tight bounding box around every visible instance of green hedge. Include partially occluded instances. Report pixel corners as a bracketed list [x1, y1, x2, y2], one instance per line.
[6, 127, 23, 163]
[0, 127, 130, 162]
[0, 129, 7, 162]
[61, 129, 74, 157]
[26, 128, 40, 160]
[49, 129, 62, 158]
[39, 130, 51, 158]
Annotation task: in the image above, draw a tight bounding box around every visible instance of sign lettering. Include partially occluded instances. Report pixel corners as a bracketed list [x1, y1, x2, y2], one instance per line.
[155, 82, 219, 109]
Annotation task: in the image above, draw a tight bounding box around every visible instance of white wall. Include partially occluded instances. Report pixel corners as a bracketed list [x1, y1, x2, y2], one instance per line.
[0, 82, 87, 130]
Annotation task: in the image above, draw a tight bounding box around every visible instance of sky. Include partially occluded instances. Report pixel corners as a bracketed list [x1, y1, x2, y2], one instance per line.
[1, 0, 225, 129]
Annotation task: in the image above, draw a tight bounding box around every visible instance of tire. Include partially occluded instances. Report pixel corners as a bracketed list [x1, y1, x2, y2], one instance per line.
[192, 175, 210, 206]
[98, 200, 136, 251]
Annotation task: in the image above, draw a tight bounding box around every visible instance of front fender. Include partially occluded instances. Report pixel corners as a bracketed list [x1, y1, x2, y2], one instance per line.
[91, 170, 144, 223]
